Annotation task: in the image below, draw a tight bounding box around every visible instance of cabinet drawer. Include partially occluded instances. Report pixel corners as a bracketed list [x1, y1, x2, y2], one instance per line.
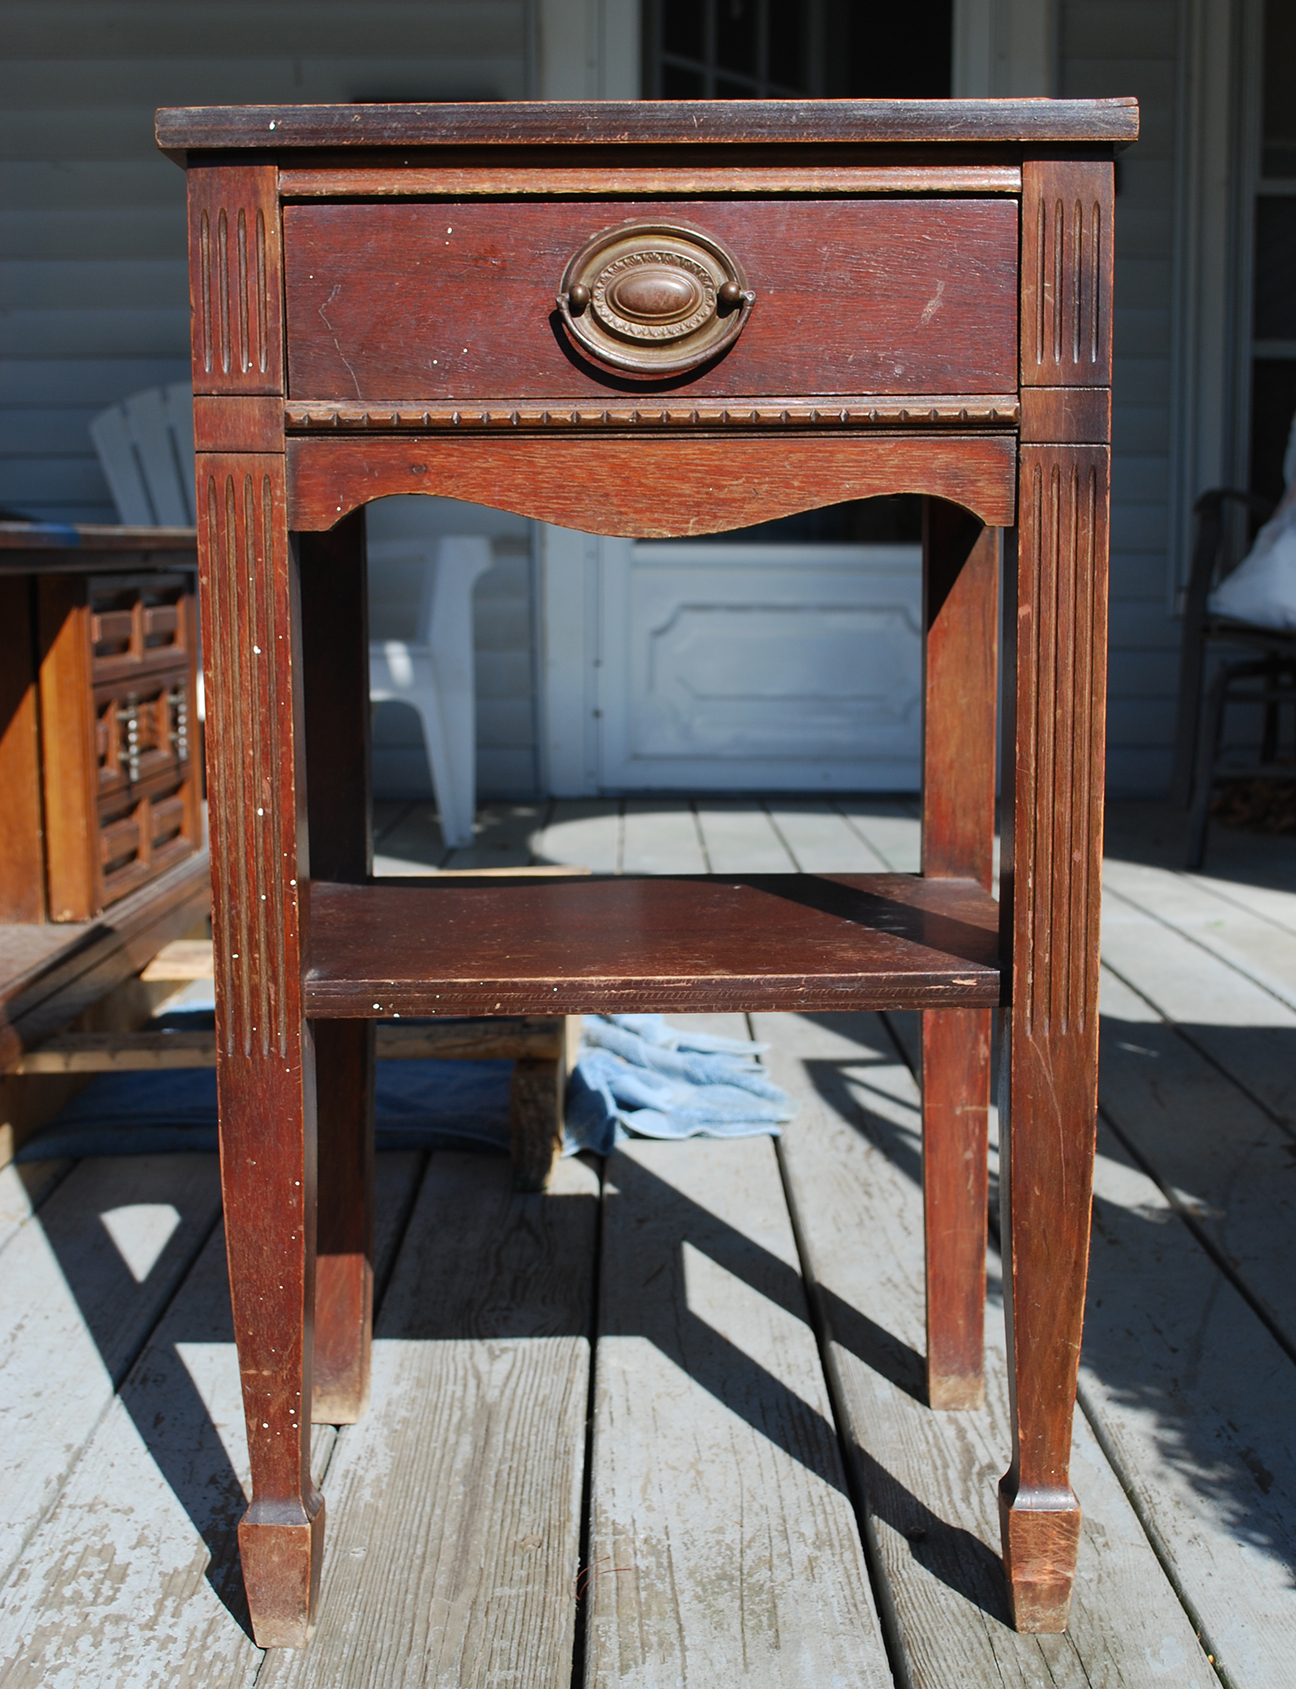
[283, 197, 1019, 402]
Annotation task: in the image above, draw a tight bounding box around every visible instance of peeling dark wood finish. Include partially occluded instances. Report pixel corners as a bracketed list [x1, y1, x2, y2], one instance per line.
[157, 97, 1140, 154]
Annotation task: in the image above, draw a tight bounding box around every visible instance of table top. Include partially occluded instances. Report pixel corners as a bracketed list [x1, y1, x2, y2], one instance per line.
[0, 522, 197, 574]
[157, 97, 1140, 157]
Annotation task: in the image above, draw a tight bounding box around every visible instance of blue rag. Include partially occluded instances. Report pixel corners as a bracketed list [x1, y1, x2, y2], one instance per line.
[563, 1014, 795, 1156]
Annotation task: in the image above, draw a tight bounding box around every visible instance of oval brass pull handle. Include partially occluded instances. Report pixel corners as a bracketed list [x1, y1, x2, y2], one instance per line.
[557, 220, 754, 379]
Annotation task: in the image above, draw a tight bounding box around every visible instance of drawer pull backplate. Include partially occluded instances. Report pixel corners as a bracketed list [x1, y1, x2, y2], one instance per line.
[557, 220, 753, 379]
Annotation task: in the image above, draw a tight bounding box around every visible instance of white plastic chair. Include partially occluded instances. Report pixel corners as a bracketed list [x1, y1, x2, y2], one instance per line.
[90, 381, 196, 526]
[89, 388, 492, 849]
[368, 535, 493, 849]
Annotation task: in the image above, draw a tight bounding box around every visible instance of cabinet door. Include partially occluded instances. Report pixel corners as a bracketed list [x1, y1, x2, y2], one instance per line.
[597, 541, 923, 791]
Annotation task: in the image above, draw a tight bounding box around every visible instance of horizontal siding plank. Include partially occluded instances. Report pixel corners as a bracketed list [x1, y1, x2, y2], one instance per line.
[2, 4, 527, 59]
[0, 260, 187, 310]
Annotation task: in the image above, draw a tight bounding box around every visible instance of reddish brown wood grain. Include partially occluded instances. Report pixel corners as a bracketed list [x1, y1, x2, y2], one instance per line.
[279, 162, 1023, 199]
[300, 510, 374, 1425]
[304, 874, 1001, 1018]
[156, 97, 1140, 155]
[194, 393, 285, 454]
[187, 163, 284, 398]
[283, 198, 1018, 403]
[0, 579, 46, 923]
[288, 433, 1018, 536]
[998, 443, 1110, 1632]
[197, 448, 323, 1648]
[1019, 386, 1110, 445]
[1020, 161, 1114, 390]
[35, 579, 101, 922]
[921, 1007, 991, 1409]
[920, 500, 999, 1412]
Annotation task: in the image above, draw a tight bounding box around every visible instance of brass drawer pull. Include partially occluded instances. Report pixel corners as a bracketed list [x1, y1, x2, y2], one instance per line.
[557, 220, 754, 379]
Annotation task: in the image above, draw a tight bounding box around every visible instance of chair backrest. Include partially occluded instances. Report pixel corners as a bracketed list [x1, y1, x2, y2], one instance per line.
[90, 382, 195, 526]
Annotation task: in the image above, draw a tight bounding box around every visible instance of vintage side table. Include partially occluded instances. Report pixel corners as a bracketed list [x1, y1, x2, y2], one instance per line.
[157, 96, 1137, 1647]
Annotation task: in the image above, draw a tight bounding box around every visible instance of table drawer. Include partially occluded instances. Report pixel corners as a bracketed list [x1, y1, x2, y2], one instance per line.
[283, 197, 1019, 403]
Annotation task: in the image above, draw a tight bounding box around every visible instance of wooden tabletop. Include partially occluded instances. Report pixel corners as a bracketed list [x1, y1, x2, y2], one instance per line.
[156, 97, 1140, 156]
[0, 522, 197, 573]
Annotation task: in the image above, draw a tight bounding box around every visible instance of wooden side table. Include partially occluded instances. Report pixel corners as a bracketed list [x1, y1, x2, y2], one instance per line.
[157, 96, 1136, 1647]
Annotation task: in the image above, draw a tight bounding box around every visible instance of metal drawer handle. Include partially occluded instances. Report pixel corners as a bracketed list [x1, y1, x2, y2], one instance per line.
[557, 220, 753, 379]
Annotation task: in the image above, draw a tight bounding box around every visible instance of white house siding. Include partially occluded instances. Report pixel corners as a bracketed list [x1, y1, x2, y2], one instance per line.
[1059, 0, 1182, 794]
[0, 0, 539, 797]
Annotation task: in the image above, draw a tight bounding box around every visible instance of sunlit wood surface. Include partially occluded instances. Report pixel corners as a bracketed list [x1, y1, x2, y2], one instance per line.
[0, 797, 1291, 1687]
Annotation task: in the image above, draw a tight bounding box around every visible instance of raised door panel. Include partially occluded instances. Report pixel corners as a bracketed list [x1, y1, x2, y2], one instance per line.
[599, 542, 923, 790]
[282, 198, 1019, 401]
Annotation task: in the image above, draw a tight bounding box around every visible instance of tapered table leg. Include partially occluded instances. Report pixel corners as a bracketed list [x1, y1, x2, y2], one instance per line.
[299, 512, 376, 1423]
[199, 453, 324, 1647]
[998, 447, 1109, 1631]
[921, 501, 998, 1410]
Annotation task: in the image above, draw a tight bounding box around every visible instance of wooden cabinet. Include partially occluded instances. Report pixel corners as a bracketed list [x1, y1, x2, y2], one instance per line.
[0, 530, 203, 925]
[157, 95, 1137, 1650]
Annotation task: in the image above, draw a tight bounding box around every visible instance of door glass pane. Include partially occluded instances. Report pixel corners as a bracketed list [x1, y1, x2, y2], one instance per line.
[1254, 198, 1296, 339]
[768, 0, 809, 93]
[1262, 0, 1296, 179]
[662, 0, 705, 62]
[715, 0, 759, 77]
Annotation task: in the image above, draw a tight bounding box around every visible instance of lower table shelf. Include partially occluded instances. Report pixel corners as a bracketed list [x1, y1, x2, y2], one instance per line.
[304, 873, 1001, 1017]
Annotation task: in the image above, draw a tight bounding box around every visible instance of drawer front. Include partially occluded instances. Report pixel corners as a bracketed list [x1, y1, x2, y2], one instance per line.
[283, 198, 1019, 401]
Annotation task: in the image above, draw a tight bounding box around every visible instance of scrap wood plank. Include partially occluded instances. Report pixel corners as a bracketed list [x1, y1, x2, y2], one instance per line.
[1081, 1122, 1296, 1688]
[0, 1153, 424, 1689]
[0, 1154, 222, 1589]
[0, 850, 210, 1071]
[259, 1152, 598, 1689]
[755, 1009, 1218, 1689]
[589, 1130, 892, 1688]
[1099, 885, 1296, 1132]
[14, 1017, 567, 1073]
[1098, 966, 1296, 1352]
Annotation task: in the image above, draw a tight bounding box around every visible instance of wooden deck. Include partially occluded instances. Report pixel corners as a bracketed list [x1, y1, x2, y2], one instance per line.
[1, 796, 1293, 1687]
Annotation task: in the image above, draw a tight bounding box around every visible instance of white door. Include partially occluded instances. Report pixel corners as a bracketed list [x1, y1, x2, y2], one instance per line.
[592, 540, 923, 791]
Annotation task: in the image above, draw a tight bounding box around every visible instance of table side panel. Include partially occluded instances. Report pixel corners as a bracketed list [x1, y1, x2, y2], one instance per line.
[287, 431, 1018, 536]
[282, 198, 1020, 403]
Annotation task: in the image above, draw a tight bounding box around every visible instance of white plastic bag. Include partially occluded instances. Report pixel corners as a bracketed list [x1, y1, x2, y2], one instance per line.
[1210, 414, 1296, 630]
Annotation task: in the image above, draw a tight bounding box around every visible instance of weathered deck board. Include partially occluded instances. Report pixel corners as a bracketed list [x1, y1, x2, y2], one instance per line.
[444, 800, 552, 870]
[621, 797, 709, 874]
[588, 1132, 892, 1688]
[533, 798, 623, 872]
[261, 1152, 598, 1689]
[0, 1156, 68, 1253]
[0, 1154, 222, 1587]
[833, 800, 922, 872]
[1097, 966, 1296, 1350]
[691, 800, 799, 873]
[1104, 858, 1296, 1014]
[0, 1153, 424, 1689]
[759, 1009, 1219, 1689]
[1100, 884, 1296, 1131]
[765, 799, 893, 873]
[1081, 1124, 1296, 1687]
